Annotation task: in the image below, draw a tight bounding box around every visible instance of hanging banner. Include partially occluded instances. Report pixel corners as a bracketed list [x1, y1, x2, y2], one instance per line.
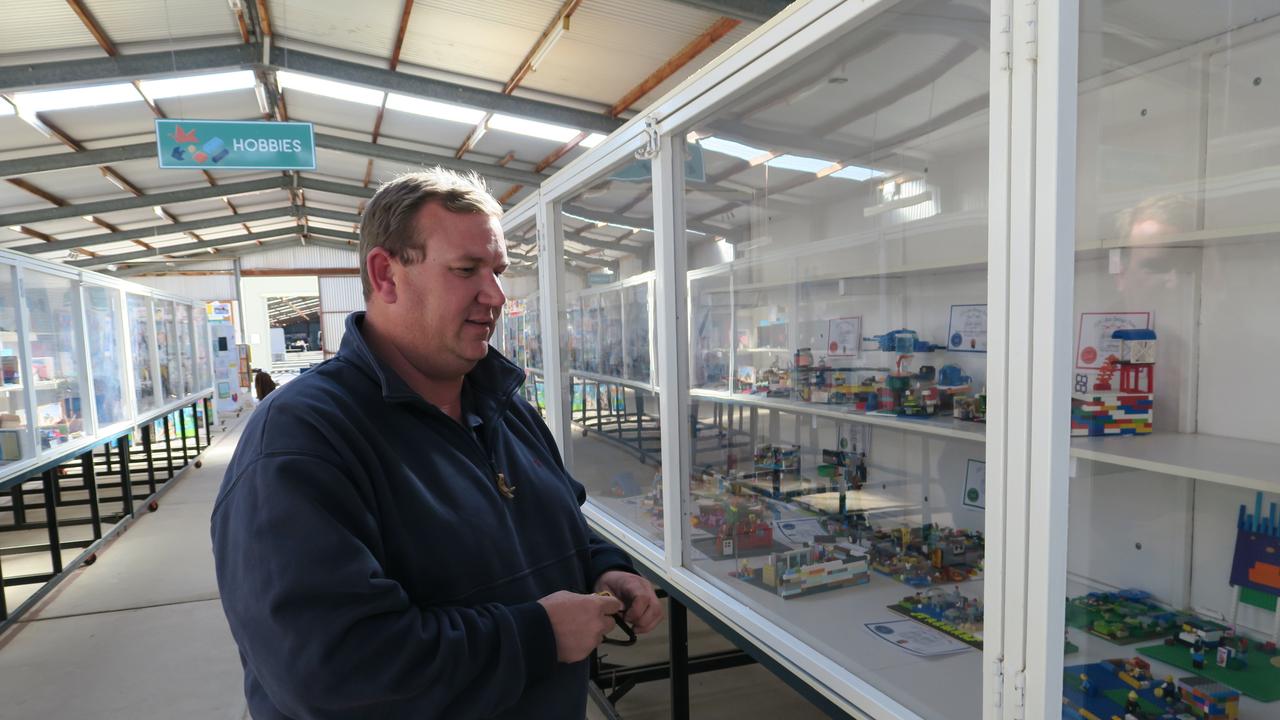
[155, 119, 316, 170]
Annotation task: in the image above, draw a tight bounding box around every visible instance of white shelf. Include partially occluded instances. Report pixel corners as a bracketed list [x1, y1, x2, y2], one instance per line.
[689, 388, 987, 442]
[736, 346, 790, 353]
[1071, 432, 1280, 494]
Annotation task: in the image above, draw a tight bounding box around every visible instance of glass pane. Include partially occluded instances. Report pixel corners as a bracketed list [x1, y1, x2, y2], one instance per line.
[176, 303, 194, 398]
[83, 285, 129, 427]
[0, 266, 33, 463]
[24, 271, 86, 450]
[1063, 6, 1280, 720]
[127, 293, 157, 413]
[559, 153, 662, 547]
[500, 219, 545, 417]
[155, 299, 180, 402]
[194, 307, 212, 390]
[680, 2, 991, 716]
[624, 280, 652, 384]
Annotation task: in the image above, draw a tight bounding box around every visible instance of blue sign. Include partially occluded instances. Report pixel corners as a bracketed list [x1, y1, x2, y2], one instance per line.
[155, 119, 316, 170]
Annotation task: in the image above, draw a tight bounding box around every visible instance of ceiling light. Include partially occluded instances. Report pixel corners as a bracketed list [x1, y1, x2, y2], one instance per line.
[153, 206, 166, 219]
[13, 83, 138, 113]
[6, 226, 19, 232]
[277, 71, 383, 106]
[106, 264, 118, 271]
[698, 136, 767, 162]
[138, 71, 256, 100]
[82, 215, 96, 223]
[579, 132, 607, 149]
[385, 93, 486, 124]
[529, 15, 570, 72]
[488, 114, 581, 143]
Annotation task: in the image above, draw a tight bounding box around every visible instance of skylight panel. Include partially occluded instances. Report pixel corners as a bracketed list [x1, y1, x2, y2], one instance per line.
[579, 132, 607, 148]
[385, 93, 486, 124]
[488, 114, 581, 143]
[13, 83, 138, 113]
[831, 165, 884, 182]
[277, 71, 384, 106]
[766, 154, 833, 173]
[697, 136, 767, 162]
[139, 71, 256, 100]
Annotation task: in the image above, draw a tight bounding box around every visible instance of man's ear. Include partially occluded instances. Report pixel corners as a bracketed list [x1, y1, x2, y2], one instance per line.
[366, 247, 398, 304]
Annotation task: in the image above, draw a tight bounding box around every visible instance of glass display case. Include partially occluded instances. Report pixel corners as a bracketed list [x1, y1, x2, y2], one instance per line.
[554, 153, 664, 548]
[82, 284, 130, 428]
[1057, 5, 1280, 720]
[154, 299, 180, 403]
[22, 270, 87, 451]
[127, 292, 158, 413]
[518, 0, 1280, 717]
[193, 305, 212, 392]
[0, 265, 32, 464]
[175, 302, 194, 399]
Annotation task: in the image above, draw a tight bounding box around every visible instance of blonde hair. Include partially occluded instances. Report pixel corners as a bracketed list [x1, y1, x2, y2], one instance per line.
[359, 167, 503, 298]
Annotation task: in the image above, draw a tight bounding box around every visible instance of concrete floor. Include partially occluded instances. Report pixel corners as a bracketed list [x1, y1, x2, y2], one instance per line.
[0, 408, 832, 720]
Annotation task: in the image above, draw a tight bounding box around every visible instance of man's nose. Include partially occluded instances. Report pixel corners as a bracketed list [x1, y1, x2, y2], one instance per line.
[478, 271, 506, 309]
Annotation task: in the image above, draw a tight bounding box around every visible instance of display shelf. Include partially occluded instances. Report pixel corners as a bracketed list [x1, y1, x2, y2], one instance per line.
[570, 369, 658, 395]
[737, 347, 790, 353]
[690, 388, 987, 443]
[1092, 221, 1280, 252]
[1071, 432, 1280, 494]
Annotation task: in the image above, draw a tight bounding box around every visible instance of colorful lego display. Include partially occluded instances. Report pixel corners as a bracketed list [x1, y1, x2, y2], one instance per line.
[1071, 329, 1156, 436]
[817, 448, 867, 491]
[690, 495, 775, 559]
[754, 443, 801, 472]
[1230, 493, 1280, 621]
[1140, 623, 1280, 702]
[731, 535, 870, 598]
[889, 585, 983, 649]
[867, 524, 983, 587]
[1065, 589, 1188, 644]
[1064, 659, 1241, 720]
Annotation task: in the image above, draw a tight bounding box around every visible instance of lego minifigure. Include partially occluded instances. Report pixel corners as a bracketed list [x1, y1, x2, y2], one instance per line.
[1191, 637, 1205, 669]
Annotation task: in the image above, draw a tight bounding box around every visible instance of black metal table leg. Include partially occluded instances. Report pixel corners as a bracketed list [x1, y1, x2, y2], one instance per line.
[669, 597, 689, 720]
[204, 397, 213, 442]
[176, 408, 189, 462]
[163, 417, 176, 479]
[41, 470, 63, 574]
[636, 393, 646, 463]
[81, 451, 102, 540]
[10, 486, 26, 527]
[116, 436, 134, 516]
[192, 402, 203, 455]
[142, 425, 157, 496]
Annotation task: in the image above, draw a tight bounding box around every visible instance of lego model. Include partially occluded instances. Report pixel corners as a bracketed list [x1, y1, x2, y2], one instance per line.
[1139, 621, 1280, 702]
[889, 585, 984, 649]
[754, 443, 800, 472]
[1071, 328, 1156, 436]
[818, 448, 867, 491]
[731, 535, 870, 598]
[1065, 589, 1187, 644]
[868, 524, 984, 587]
[691, 495, 775, 559]
[1063, 659, 1241, 720]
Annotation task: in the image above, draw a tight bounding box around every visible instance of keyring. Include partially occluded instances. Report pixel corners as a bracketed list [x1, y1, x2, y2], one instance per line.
[595, 591, 638, 647]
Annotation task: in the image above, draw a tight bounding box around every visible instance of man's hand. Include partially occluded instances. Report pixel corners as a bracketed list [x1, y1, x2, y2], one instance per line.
[537, 590, 624, 663]
[593, 571, 664, 634]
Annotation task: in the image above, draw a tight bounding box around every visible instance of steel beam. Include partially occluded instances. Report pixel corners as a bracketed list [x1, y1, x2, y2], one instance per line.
[0, 177, 286, 227]
[0, 143, 155, 178]
[295, 176, 373, 200]
[30, 206, 294, 254]
[270, 47, 621, 135]
[72, 227, 301, 268]
[0, 45, 258, 93]
[304, 227, 360, 243]
[314, 134, 542, 186]
[303, 206, 362, 224]
[662, 0, 791, 23]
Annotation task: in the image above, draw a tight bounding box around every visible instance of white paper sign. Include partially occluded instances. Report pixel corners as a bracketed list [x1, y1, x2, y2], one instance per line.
[1074, 311, 1151, 369]
[947, 304, 987, 353]
[865, 619, 972, 657]
[962, 459, 985, 510]
[826, 316, 862, 357]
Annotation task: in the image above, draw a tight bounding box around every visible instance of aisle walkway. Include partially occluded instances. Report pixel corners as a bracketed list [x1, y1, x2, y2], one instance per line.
[0, 407, 830, 720]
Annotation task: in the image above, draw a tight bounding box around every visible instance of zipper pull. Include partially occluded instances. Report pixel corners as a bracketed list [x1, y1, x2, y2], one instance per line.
[496, 472, 516, 499]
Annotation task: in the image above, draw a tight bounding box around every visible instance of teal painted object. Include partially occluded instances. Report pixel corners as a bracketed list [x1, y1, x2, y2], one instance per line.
[155, 119, 316, 170]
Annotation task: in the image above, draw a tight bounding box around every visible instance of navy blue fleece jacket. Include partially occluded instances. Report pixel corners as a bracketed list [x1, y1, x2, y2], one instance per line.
[211, 312, 634, 719]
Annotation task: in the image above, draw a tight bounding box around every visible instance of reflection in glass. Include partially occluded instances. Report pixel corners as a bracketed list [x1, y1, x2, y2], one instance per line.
[155, 299, 180, 401]
[681, 2, 991, 716]
[83, 285, 129, 427]
[24, 271, 86, 450]
[176, 303, 194, 397]
[1063, 5, 1280, 719]
[0, 266, 32, 463]
[127, 293, 158, 412]
[193, 307, 213, 390]
[559, 155, 663, 547]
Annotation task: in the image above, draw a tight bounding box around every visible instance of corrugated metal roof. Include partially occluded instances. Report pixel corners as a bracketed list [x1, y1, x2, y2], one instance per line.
[240, 244, 359, 269]
[269, 0, 405, 62]
[0, 1, 97, 55]
[88, 0, 240, 45]
[319, 275, 364, 312]
[396, 0, 563, 82]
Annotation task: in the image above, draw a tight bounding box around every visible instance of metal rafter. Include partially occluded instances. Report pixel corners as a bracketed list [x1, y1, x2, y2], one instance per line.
[663, 0, 791, 23]
[71, 226, 303, 268]
[0, 177, 285, 227]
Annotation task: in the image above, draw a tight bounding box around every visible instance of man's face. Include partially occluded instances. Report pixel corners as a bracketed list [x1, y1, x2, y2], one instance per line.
[387, 202, 508, 379]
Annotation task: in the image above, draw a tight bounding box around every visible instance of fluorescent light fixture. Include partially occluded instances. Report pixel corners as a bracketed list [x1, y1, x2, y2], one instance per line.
[488, 114, 580, 143]
[82, 215, 96, 222]
[7, 226, 20, 232]
[579, 132, 607, 149]
[766, 154, 834, 173]
[529, 15, 570, 72]
[563, 212, 652, 235]
[831, 165, 883, 182]
[139, 70, 256, 100]
[106, 264, 118, 272]
[277, 71, 383, 106]
[153, 206, 166, 219]
[697, 136, 767, 162]
[13, 83, 138, 113]
[385, 93, 486, 124]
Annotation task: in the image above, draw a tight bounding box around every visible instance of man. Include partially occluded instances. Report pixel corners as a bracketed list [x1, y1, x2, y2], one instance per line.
[212, 168, 662, 719]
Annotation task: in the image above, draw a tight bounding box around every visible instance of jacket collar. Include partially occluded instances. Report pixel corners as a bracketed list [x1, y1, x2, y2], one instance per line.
[338, 311, 525, 422]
